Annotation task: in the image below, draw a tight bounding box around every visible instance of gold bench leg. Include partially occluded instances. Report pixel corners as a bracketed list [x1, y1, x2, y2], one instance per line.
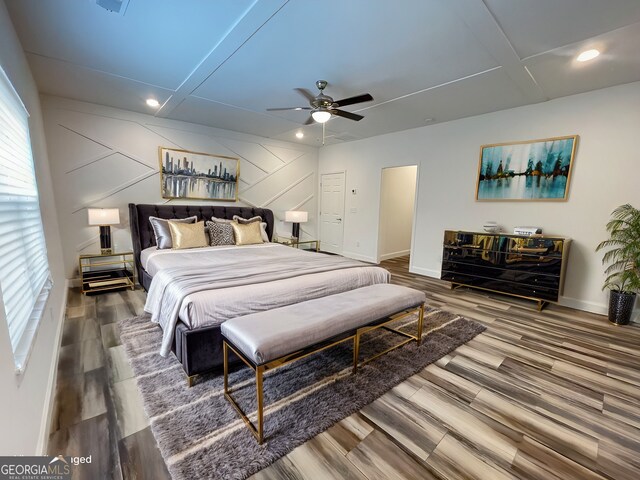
[417, 304, 425, 346]
[224, 340, 266, 444]
[223, 341, 229, 393]
[355, 304, 426, 368]
[353, 331, 360, 374]
[256, 366, 264, 444]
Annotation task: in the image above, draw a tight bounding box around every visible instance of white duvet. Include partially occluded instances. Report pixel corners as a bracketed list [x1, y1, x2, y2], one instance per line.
[142, 244, 390, 356]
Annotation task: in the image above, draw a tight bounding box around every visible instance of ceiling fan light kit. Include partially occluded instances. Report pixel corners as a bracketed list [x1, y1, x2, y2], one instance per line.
[311, 108, 331, 123]
[268, 79, 374, 126]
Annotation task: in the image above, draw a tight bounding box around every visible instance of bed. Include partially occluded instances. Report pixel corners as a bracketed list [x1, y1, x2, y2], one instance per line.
[129, 203, 390, 379]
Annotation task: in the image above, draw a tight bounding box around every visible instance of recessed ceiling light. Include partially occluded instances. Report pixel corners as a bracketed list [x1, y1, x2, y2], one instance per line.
[146, 98, 160, 108]
[576, 49, 600, 62]
[295, 131, 304, 139]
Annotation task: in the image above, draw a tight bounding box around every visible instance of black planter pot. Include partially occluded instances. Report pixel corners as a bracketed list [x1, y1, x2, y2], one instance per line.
[608, 290, 637, 325]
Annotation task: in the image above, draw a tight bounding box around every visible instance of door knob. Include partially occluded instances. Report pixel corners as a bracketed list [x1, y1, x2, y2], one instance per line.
[337, 218, 342, 221]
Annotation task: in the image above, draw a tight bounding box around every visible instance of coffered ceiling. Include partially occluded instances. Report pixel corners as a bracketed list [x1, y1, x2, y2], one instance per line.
[5, 0, 640, 146]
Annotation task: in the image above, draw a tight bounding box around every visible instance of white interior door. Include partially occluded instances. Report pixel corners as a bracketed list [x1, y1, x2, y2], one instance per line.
[320, 172, 345, 254]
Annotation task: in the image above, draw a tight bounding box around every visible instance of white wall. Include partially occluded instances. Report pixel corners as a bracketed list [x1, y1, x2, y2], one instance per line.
[378, 166, 417, 261]
[320, 82, 640, 315]
[41, 96, 319, 278]
[0, 2, 67, 454]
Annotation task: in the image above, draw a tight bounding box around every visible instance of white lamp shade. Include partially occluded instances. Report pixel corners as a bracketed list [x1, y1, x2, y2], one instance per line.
[87, 208, 120, 226]
[285, 210, 308, 223]
[311, 110, 331, 123]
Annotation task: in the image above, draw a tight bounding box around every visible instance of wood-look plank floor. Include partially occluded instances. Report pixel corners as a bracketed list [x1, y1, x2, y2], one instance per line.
[48, 288, 171, 480]
[48, 256, 640, 479]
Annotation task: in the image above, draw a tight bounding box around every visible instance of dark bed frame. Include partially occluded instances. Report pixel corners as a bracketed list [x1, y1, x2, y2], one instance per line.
[128, 203, 275, 383]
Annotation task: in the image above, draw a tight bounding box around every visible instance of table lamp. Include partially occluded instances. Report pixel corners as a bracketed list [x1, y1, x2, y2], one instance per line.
[284, 210, 308, 239]
[87, 208, 120, 254]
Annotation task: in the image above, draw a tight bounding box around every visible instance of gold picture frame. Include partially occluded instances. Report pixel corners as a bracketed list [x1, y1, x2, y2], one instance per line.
[159, 147, 239, 201]
[476, 135, 578, 201]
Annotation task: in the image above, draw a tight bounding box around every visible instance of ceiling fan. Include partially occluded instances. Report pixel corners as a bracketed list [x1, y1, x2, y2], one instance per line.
[267, 80, 373, 125]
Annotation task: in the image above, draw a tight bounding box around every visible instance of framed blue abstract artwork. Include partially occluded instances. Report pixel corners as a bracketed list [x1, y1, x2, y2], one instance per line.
[476, 135, 578, 201]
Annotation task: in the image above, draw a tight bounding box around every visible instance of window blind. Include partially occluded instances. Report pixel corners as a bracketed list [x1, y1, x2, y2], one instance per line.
[0, 65, 52, 372]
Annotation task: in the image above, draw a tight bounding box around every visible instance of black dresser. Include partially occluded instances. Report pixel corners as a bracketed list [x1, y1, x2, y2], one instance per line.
[441, 230, 570, 310]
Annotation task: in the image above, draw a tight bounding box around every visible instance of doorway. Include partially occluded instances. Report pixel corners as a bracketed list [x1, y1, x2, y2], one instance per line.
[319, 172, 346, 254]
[378, 165, 418, 262]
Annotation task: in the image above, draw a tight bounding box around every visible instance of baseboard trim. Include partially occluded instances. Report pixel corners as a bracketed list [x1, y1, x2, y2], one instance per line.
[341, 251, 377, 264]
[379, 250, 410, 261]
[558, 296, 607, 315]
[37, 279, 69, 455]
[557, 297, 639, 323]
[409, 265, 440, 278]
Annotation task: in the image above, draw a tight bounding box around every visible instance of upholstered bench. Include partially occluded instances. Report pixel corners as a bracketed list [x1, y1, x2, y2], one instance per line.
[220, 283, 426, 444]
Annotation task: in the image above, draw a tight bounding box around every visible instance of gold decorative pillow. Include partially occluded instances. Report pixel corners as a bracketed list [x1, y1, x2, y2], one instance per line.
[232, 215, 269, 242]
[230, 221, 264, 246]
[169, 220, 208, 249]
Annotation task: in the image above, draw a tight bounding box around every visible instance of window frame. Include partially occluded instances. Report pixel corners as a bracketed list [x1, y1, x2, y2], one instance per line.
[0, 65, 53, 375]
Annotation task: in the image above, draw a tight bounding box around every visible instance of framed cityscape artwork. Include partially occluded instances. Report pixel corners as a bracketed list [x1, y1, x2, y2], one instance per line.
[476, 135, 578, 201]
[159, 147, 239, 201]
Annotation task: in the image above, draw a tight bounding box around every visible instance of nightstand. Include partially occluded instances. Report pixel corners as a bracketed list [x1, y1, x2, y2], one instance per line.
[274, 236, 320, 252]
[79, 251, 136, 294]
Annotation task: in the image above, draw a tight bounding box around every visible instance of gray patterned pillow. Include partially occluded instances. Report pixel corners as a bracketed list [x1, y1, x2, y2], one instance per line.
[206, 220, 235, 246]
[232, 215, 269, 242]
[149, 215, 197, 249]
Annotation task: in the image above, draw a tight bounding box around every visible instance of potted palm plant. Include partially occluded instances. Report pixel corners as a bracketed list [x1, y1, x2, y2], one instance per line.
[596, 204, 640, 325]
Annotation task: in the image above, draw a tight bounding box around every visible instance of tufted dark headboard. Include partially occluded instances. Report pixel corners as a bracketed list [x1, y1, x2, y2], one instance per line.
[129, 203, 275, 290]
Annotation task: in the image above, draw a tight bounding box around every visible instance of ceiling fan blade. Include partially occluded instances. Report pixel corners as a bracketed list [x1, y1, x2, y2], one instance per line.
[295, 88, 316, 102]
[333, 93, 373, 108]
[304, 116, 315, 125]
[266, 107, 312, 111]
[331, 109, 364, 121]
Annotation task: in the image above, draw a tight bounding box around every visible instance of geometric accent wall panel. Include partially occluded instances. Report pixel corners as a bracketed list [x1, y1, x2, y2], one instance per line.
[66, 152, 152, 208]
[142, 125, 238, 158]
[45, 123, 112, 172]
[216, 138, 285, 173]
[262, 144, 307, 163]
[236, 158, 269, 187]
[42, 96, 319, 278]
[242, 155, 316, 207]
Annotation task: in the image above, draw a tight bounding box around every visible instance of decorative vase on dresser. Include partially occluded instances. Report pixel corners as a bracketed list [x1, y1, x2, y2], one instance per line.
[440, 230, 571, 310]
